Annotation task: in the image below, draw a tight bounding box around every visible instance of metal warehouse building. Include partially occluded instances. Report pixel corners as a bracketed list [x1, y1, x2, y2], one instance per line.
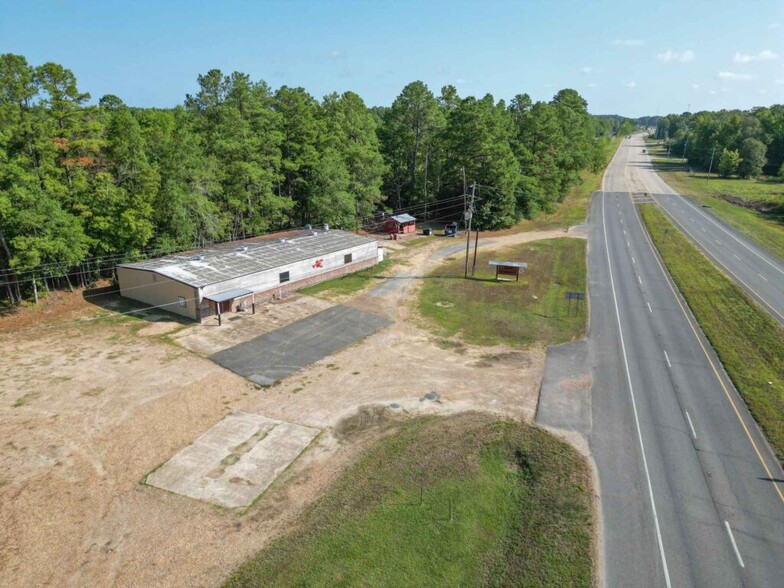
[116, 229, 382, 323]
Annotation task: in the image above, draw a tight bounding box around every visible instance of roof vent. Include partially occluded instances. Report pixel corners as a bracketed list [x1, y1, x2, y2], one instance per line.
[323, 223, 329, 231]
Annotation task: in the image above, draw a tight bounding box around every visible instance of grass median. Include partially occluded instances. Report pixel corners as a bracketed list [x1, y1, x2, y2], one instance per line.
[224, 412, 594, 588]
[645, 141, 784, 260]
[418, 238, 587, 347]
[641, 204, 784, 462]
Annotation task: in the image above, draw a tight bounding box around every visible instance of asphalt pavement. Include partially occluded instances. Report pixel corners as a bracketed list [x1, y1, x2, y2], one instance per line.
[210, 305, 390, 385]
[588, 138, 784, 587]
[630, 135, 784, 325]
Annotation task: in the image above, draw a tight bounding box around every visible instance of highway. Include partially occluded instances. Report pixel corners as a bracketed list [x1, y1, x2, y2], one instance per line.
[588, 137, 784, 587]
[624, 135, 784, 325]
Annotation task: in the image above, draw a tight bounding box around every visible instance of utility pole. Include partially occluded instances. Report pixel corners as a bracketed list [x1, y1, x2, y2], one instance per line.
[461, 167, 467, 229]
[707, 144, 716, 179]
[464, 182, 476, 278]
[423, 151, 429, 220]
[682, 136, 689, 164]
[471, 227, 479, 277]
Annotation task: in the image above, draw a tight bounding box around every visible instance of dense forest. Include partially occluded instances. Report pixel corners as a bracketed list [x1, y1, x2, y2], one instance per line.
[655, 106, 784, 179]
[0, 54, 620, 303]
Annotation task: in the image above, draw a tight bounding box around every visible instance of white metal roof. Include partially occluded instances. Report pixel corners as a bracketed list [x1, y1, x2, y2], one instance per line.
[204, 288, 254, 303]
[118, 230, 376, 288]
[389, 213, 416, 223]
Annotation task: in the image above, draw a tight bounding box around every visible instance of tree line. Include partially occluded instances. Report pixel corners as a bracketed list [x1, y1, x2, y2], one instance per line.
[655, 106, 784, 179]
[0, 54, 616, 303]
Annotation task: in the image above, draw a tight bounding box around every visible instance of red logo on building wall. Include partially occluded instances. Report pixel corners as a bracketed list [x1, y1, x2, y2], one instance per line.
[312, 259, 324, 269]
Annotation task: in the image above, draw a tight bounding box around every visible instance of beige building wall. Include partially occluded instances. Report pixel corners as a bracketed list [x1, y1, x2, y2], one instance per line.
[116, 267, 200, 321]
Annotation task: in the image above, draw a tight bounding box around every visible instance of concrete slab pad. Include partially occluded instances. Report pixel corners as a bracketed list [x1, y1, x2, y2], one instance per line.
[146, 412, 319, 508]
[173, 296, 334, 356]
[209, 305, 390, 385]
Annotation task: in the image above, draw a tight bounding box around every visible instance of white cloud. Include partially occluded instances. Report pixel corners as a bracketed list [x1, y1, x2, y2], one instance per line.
[658, 49, 695, 63]
[330, 50, 343, 60]
[456, 78, 470, 85]
[709, 90, 717, 95]
[717, 71, 753, 81]
[692, 83, 700, 89]
[769, 22, 781, 29]
[760, 89, 768, 95]
[580, 66, 594, 74]
[733, 50, 778, 63]
[624, 81, 636, 88]
[614, 39, 645, 47]
[587, 82, 600, 88]
[776, 79, 784, 85]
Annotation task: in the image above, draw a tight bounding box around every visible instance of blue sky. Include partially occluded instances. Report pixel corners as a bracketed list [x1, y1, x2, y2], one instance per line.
[2, 0, 783, 117]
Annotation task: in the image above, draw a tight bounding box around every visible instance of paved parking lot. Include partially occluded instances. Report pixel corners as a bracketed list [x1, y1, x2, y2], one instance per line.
[209, 305, 391, 386]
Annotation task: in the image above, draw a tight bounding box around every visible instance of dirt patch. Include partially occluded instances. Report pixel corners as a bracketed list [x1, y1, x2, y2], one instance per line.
[334, 405, 401, 440]
[0, 282, 115, 333]
[719, 193, 783, 214]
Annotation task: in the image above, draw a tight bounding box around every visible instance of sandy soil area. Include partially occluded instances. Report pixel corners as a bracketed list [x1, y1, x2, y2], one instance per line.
[0, 227, 580, 587]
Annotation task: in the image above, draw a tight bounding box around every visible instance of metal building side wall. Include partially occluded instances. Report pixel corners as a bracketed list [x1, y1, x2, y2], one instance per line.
[116, 267, 199, 321]
[200, 241, 378, 299]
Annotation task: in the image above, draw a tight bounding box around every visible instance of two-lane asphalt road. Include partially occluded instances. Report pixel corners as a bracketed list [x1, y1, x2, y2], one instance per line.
[589, 138, 784, 587]
[624, 135, 784, 325]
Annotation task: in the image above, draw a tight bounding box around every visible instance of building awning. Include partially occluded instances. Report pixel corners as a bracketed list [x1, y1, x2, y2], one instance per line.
[203, 288, 253, 303]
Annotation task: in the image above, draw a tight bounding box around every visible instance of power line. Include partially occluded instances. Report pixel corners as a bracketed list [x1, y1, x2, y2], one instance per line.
[3, 204, 477, 330]
[0, 195, 471, 281]
[3, 293, 204, 335]
[1, 199, 474, 292]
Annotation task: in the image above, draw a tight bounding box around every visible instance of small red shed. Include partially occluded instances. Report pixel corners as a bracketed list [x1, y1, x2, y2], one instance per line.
[383, 213, 417, 234]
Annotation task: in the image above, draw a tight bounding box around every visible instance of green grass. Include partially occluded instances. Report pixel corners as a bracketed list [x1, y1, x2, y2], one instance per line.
[418, 238, 587, 347]
[641, 204, 784, 462]
[511, 138, 620, 232]
[299, 257, 394, 299]
[224, 413, 594, 588]
[646, 140, 784, 260]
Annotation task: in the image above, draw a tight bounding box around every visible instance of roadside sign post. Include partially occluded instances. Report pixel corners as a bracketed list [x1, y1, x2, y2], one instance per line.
[489, 260, 528, 282]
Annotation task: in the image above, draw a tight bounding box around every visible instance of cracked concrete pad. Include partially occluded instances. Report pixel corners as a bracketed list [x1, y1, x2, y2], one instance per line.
[146, 412, 319, 508]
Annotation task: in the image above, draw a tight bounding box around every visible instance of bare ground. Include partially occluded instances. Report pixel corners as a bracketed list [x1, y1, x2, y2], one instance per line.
[0, 227, 581, 587]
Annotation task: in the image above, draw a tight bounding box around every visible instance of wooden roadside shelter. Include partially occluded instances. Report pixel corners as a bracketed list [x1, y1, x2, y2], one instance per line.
[383, 213, 417, 234]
